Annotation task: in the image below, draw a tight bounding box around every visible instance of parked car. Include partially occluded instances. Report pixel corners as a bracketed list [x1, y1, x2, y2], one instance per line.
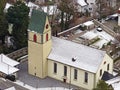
[97, 27, 102, 32]
[5, 75, 16, 81]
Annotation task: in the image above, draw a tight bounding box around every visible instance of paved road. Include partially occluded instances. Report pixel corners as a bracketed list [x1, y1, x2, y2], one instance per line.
[0, 78, 28, 90]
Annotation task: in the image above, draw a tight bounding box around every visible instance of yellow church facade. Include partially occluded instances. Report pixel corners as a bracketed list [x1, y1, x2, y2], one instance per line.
[28, 9, 113, 90]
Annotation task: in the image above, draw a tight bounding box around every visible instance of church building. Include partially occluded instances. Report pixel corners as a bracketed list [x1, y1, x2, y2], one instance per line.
[28, 9, 113, 90]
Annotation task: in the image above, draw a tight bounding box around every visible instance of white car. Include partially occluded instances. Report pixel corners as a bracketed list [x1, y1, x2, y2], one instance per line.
[97, 27, 102, 32]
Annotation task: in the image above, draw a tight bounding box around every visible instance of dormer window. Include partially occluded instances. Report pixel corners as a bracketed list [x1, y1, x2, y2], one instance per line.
[46, 33, 48, 41]
[33, 34, 37, 42]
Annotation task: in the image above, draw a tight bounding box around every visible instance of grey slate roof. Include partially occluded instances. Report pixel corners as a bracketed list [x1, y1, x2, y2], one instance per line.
[102, 71, 114, 81]
[48, 37, 106, 73]
[28, 9, 47, 34]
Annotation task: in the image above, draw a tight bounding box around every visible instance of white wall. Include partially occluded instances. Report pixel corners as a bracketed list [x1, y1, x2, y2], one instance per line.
[95, 54, 113, 86]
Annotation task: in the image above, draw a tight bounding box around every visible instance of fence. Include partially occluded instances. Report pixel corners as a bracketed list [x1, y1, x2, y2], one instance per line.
[7, 47, 28, 60]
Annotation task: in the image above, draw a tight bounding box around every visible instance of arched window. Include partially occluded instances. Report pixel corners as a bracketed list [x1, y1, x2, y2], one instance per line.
[46, 24, 49, 29]
[33, 34, 37, 42]
[46, 33, 48, 41]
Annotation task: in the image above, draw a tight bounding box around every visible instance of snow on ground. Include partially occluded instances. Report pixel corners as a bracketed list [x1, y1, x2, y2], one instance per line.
[41, 5, 58, 15]
[80, 29, 115, 48]
[80, 31, 97, 40]
[113, 72, 118, 76]
[15, 80, 72, 90]
[74, 29, 82, 34]
[106, 76, 120, 90]
[77, 0, 87, 6]
[81, 29, 115, 41]
[5, 86, 16, 90]
[96, 30, 114, 41]
[26, 2, 39, 9]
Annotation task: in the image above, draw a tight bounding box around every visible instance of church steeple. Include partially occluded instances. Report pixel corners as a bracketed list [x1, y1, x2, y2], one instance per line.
[28, 9, 51, 44]
[28, 9, 52, 78]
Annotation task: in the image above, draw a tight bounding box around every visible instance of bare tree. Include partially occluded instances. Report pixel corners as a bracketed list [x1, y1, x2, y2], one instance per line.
[58, 0, 78, 31]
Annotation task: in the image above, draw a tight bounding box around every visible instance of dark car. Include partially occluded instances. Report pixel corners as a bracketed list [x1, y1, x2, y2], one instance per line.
[5, 75, 16, 81]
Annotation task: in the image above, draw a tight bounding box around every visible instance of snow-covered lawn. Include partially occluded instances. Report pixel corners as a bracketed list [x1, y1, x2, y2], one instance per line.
[79, 29, 115, 49]
[80, 31, 97, 40]
[74, 29, 83, 34]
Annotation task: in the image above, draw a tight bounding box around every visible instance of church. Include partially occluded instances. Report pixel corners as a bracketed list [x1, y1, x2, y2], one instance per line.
[28, 9, 113, 90]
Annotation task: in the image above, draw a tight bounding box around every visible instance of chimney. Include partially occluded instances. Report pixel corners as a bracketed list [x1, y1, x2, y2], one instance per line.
[72, 57, 76, 62]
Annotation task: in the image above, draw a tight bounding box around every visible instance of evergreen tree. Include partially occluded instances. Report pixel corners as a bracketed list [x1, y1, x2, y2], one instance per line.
[0, 15, 8, 44]
[0, 0, 8, 44]
[93, 80, 114, 90]
[6, 1, 29, 49]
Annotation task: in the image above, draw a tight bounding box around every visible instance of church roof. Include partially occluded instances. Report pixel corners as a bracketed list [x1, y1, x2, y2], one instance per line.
[28, 9, 47, 34]
[48, 37, 106, 73]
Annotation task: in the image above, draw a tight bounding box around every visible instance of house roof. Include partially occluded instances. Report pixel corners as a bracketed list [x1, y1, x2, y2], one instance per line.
[77, 0, 87, 6]
[4, 3, 12, 10]
[41, 5, 57, 15]
[26, 2, 39, 9]
[0, 54, 19, 67]
[0, 54, 19, 75]
[48, 37, 106, 73]
[106, 76, 120, 90]
[83, 21, 94, 26]
[28, 9, 47, 34]
[102, 71, 114, 81]
[0, 62, 19, 75]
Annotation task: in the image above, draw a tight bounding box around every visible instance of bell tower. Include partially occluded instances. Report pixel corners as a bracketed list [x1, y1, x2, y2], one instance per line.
[28, 9, 52, 78]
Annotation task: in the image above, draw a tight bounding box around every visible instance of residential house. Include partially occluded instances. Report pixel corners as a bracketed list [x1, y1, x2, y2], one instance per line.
[0, 54, 19, 78]
[106, 0, 117, 8]
[76, 0, 88, 13]
[35, 0, 53, 4]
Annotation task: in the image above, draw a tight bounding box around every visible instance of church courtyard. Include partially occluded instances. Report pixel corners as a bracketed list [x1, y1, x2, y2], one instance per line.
[16, 61, 86, 90]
